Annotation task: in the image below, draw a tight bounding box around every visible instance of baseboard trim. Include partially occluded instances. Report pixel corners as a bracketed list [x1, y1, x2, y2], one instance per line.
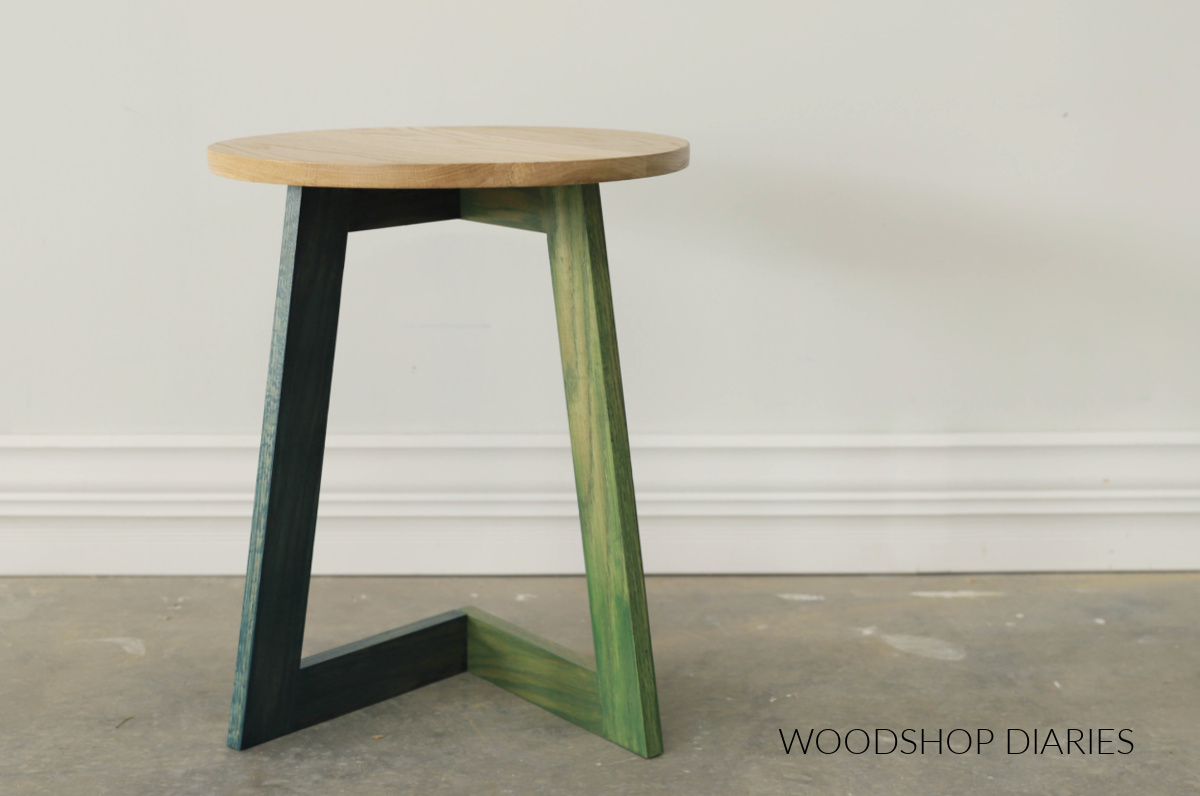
[2, 433, 1198, 575]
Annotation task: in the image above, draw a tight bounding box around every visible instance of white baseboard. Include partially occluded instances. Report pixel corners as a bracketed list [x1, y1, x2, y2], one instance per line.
[2, 433, 1199, 575]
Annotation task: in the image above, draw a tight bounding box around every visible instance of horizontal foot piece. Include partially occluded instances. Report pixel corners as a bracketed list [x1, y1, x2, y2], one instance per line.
[231, 608, 652, 755]
[295, 610, 468, 731]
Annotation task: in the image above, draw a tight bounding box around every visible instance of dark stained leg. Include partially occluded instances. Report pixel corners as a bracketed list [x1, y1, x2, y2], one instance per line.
[228, 186, 352, 750]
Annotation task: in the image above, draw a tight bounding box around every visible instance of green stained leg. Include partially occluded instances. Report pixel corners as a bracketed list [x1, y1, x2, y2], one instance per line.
[543, 184, 663, 758]
[228, 185, 351, 750]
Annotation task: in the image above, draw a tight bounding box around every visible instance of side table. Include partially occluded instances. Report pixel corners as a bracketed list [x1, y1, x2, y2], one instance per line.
[207, 127, 689, 757]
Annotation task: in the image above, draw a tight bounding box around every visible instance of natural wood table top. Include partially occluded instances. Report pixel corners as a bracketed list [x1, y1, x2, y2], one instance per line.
[207, 127, 689, 189]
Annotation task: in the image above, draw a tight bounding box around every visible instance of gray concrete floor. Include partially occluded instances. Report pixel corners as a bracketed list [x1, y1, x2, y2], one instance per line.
[1, 573, 1197, 795]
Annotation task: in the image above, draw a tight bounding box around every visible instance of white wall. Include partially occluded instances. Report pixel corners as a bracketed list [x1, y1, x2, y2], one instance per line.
[2, 3, 1199, 572]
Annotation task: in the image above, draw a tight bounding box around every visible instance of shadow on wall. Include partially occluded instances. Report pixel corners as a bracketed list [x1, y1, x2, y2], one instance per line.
[610, 161, 1200, 430]
[655, 161, 1199, 342]
[671, 162, 1194, 286]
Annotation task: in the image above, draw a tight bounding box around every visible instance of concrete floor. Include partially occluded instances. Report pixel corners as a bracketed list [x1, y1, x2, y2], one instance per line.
[1, 573, 1197, 795]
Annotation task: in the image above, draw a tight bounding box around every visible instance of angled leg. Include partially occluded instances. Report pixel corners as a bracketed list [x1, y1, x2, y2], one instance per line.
[229, 186, 352, 750]
[225, 184, 665, 757]
[544, 184, 663, 758]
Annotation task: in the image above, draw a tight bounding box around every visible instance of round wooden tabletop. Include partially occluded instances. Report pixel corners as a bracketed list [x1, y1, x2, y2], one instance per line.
[207, 127, 689, 189]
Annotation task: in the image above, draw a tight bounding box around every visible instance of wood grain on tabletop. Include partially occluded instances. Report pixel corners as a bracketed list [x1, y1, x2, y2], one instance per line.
[208, 126, 689, 189]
